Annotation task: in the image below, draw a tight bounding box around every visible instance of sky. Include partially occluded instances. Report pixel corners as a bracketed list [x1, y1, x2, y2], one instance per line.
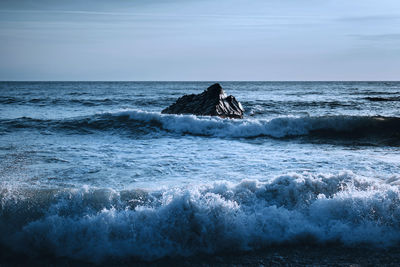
[0, 0, 399, 81]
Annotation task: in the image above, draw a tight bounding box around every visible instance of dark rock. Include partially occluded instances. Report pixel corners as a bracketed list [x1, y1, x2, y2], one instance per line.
[161, 83, 244, 119]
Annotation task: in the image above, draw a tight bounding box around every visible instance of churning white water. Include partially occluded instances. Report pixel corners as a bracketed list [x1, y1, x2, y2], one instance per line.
[1, 81, 400, 261]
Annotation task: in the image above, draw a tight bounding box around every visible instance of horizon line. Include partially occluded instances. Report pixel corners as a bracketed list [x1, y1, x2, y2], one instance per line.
[1, 80, 399, 83]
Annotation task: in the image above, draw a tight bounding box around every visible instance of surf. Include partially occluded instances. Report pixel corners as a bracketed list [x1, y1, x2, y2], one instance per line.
[1, 171, 400, 262]
[2, 110, 400, 145]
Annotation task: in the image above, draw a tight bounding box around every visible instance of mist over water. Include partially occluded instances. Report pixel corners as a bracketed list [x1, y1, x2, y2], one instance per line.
[1, 81, 400, 261]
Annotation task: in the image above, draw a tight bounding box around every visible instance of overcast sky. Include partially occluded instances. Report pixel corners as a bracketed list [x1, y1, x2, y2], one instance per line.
[0, 0, 399, 81]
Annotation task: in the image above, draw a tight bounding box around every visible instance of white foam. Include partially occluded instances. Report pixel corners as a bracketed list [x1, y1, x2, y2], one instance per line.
[110, 109, 389, 138]
[2, 172, 400, 262]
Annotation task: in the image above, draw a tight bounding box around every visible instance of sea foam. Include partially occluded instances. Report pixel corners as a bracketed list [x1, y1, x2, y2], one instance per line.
[115, 109, 400, 139]
[1, 172, 400, 261]
[2, 109, 399, 141]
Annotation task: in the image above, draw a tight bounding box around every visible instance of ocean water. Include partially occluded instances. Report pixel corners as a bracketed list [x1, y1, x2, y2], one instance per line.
[1, 81, 400, 262]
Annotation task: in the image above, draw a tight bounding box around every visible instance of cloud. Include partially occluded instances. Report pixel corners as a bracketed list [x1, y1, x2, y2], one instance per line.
[0, 9, 323, 20]
[350, 33, 400, 41]
[338, 14, 400, 22]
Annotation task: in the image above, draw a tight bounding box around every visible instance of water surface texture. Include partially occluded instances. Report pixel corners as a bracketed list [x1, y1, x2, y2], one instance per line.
[1, 81, 400, 261]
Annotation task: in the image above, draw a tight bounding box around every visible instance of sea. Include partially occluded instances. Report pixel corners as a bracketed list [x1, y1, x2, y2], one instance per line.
[0, 81, 400, 262]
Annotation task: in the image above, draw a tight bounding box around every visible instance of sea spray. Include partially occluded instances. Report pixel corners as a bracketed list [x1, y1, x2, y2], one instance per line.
[1, 109, 400, 142]
[1, 172, 400, 262]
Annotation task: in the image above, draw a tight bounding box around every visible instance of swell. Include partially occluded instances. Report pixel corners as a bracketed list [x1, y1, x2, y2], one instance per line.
[0, 96, 176, 107]
[364, 96, 400, 102]
[0, 97, 121, 107]
[1, 172, 400, 261]
[1, 110, 400, 143]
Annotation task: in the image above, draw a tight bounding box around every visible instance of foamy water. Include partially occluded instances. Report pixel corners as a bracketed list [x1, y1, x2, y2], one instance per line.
[1, 81, 400, 261]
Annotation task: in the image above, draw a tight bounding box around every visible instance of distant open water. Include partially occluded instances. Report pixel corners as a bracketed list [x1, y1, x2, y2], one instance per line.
[1, 81, 400, 262]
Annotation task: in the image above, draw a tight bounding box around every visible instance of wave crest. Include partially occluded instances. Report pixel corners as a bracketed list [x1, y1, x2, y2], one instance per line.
[2, 110, 400, 143]
[1, 172, 400, 261]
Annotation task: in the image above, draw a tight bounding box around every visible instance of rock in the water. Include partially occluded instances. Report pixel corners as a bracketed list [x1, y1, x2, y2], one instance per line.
[161, 83, 244, 119]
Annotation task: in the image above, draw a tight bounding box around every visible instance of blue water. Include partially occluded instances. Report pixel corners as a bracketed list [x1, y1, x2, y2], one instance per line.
[1, 81, 400, 261]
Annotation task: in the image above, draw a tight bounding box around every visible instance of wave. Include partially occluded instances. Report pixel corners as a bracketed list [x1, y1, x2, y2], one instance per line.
[0, 97, 118, 106]
[0, 96, 174, 107]
[2, 110, 400, 143]
[1, 172, 400, 262]
[364, 96, 400, 102]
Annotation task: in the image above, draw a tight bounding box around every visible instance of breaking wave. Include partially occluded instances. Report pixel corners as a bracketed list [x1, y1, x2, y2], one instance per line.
[1, 110, 400, 143]
[1, 172, 400, 262]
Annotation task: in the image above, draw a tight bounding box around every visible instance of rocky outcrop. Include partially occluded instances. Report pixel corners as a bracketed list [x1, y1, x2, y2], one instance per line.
[161, 83, 244, 119]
